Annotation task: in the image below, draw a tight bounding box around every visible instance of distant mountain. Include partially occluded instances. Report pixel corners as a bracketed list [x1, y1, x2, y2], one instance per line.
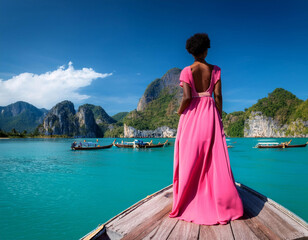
[124, 68, 182, 130]
[0, 101, 47, 132]
[37, 101, 115, 137]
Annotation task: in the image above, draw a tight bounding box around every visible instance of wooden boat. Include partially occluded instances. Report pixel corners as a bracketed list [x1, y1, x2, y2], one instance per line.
[255, 140, 308, 149]
[114, 140, 168, 149]
[257, 143, 307, 149]
[80, 183, 308, 240]
[114, 143, 134, 148]
[72, 140, 115, 150]
[137, 140, 168, 149]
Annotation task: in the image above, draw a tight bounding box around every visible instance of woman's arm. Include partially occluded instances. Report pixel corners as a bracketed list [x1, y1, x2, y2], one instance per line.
[177, 82, 192, 115]
[213, 79, 222, 118]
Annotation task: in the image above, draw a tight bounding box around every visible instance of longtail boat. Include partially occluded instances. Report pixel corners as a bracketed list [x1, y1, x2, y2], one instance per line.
[80, 183, 308, 240]
[71, 140, 115, 150]
[114, 139, 168, 149]
[137, 140, 168, 148]
[255, 139, 308, 149]
[114, 143, 134, 148]
[114, 139, 135, 148]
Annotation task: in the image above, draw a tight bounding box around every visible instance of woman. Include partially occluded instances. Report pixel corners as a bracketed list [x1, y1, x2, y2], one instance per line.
[169, 33, 244, 225]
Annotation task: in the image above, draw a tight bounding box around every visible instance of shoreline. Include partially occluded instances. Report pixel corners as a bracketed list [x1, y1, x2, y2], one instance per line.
[1, 136, 308, 139]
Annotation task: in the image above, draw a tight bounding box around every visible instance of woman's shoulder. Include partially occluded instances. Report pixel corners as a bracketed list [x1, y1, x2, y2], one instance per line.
[210, 64, 220, 71]
[214, 65, 221, 70]
[180, 66, 191, 76]
[182, 66, 191, 71]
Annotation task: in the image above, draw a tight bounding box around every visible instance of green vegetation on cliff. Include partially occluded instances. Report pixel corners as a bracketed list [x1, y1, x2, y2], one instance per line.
[290, 100, 308, 122]
[112, 112, 129, 122]
[80, 104, 115, 124]
[222, 88, 306, 137]
[104, 113, 128, 137]
[0, 101, 47, 133]
[124, 89, 180, 130]
[223, 111, 245, 137]
[247, 88, 303, 124]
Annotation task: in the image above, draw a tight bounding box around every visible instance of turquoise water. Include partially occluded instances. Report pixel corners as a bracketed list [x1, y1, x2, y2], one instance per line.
[0, 137, 307, 239]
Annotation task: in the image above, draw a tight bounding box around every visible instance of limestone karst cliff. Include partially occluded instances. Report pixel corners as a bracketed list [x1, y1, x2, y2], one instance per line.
[136, 68, 182, 111]
[39, 101, 79, 136]
[224, 89, 308, 137]
[38, 101, 113, 137]
[244, 111, 308, 137]
[124, 68, 181, 133]
[123, 124, 176, 138]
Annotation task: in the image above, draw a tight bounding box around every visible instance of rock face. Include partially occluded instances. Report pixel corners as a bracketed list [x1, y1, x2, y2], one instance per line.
[41, 101, 78, 136]
[124, 68, 182, 137]
[81, 104, 116, 125]
[0, 101, 47, 132]
[124, 124, 176, 138]
[137, 68, 182, 111]
[76, 105, 102, 138]
[39, 101, 112, 137]
[244, 111, 308, 137]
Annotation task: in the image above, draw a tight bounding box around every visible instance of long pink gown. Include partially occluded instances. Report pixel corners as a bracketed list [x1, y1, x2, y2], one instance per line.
[169, 65, 244, 225]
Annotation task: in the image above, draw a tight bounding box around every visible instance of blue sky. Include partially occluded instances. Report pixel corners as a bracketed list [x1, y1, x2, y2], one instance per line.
[0, 0, 307, 115]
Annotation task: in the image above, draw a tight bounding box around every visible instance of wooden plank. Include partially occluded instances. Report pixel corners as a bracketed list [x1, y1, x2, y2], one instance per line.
[243, 216, 281, 240]
[237, 187, 302, 239]
[106, 187, 173, 236]
[199, 223, 235, 240]
[105, 185, 173, 227]
[236, 183, 308, 234]
[231, 211, 278, 240]
[262, 197, 308, 237]
[121, 203, 172, 240]
[143, 213, 179, 240]
[167, 219, 199, 240]
[230, 214, 259, 240]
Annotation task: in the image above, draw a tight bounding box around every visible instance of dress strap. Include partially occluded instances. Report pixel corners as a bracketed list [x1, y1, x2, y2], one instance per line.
[192, 92, 211, 98]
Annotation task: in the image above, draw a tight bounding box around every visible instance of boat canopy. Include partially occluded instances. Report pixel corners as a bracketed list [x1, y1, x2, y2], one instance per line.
[256, 142, 280, 145]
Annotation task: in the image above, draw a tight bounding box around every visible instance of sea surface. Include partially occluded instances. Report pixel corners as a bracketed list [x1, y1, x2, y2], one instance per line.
[0, 137, 307, 240]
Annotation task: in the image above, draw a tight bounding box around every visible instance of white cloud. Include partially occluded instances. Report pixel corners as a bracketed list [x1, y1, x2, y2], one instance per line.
[0, 62, 112, 109]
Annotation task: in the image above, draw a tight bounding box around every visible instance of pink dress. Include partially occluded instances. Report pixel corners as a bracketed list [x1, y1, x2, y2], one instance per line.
[169, 65, 244, 225]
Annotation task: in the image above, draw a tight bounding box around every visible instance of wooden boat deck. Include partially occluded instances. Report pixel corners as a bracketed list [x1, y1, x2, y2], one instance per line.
[81, 183, 308, 240]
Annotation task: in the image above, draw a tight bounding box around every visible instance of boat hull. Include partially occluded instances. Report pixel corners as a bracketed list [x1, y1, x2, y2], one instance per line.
[257, 143, 307, 149]
[115, 140, 168, 149]
[115, 144, 134, 148]
[72, 144, 113, 150]
[137, 143, 165, 148]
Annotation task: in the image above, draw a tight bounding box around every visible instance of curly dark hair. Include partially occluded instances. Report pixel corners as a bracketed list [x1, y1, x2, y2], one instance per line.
[186, 33, 211, 57]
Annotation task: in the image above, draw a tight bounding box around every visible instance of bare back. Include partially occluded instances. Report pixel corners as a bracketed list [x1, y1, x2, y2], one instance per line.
[190, 62, 214, 93]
